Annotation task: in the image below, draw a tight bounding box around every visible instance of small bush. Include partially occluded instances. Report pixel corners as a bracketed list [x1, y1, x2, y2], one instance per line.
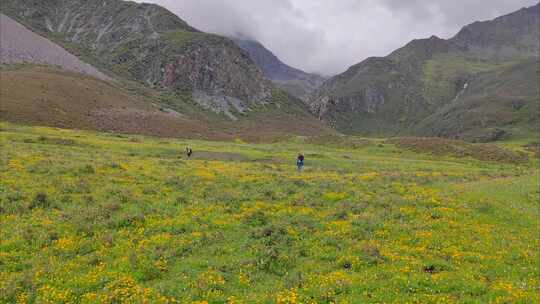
[331, 210, 349, 220]
[108, 163, 123, 170]
[323, 192, 347, 203]
[29, 192, 50, 209]
[423, 260, 452, 274]
[80, 164, 95, 174]
[38, 136, 77, 146]
[251, 225, 295, 275]
[361, 244, 384, 265]
[0, 192, 27, 214]
[112, 212, 145, 228]
[142, 187, 157, 195]
[244, 210, 269, 227]
[175, 196, 188, 205]
[475, 200, 494, 214]
[352, 214, 382, 240]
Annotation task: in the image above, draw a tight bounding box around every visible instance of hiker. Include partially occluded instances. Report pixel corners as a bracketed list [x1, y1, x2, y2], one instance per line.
[186, 147, 193, 158]
[296, 153, 305, 171]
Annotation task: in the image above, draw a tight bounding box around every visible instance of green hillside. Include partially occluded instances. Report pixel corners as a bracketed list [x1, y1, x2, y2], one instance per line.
[307, 4, 540, 142]
[417, 57, 540, 141]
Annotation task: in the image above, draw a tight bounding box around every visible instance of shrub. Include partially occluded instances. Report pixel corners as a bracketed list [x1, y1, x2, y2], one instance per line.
[111, 212, 145, 228]
[423, 260, 452, 274]
[244, 210, 269, 227]
[38, 136, 77, 146]
[351, 213, 382, 240]
[29, 192, 50, 209]
[0, 192, 27, 214]
[175, 196, 188, 205]
[80, 164, 95, 174]
[361, 243, 384, 265]
[476, 200, 494, 214]
[323, 192, 347, 203]
[251, 225, 296, 275]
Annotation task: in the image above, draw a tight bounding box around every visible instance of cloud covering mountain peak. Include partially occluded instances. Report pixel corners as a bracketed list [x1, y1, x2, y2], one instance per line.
[136, 0, 538, 75]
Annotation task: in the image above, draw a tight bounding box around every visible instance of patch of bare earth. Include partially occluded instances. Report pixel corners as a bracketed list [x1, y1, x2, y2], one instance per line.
[0, 67, 225, 139]
[0, 66, 328, 141]
[306, 135, 373, 148]
[388, 137, 529, 164]
[524, 143, 540, 158]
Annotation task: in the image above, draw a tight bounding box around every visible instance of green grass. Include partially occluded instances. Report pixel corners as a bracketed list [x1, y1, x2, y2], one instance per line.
[0, 122, 538, 303]
[421, 55, 518, 106]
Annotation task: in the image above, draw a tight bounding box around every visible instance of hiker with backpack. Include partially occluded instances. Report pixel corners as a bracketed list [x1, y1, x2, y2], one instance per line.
[297, 153, 305, 171]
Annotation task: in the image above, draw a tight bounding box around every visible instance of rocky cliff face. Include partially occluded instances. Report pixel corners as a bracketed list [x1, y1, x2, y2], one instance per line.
[2, 0, 194, 50]
[307, 3, 540, 139]
[162, 37, 271, 103]
[232, 38, 326, 100]
[2, 0, 273, 119]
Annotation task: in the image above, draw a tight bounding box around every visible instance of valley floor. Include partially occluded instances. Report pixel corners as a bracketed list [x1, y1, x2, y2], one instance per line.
[0, 122, 538, 303]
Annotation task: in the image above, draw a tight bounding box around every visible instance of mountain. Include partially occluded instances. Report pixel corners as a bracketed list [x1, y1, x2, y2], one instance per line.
[0, 0, 328, 139]
[233, 38, 326, 100]
[0, 14, 110, 81]
[451, 4, 540, 59]
[2, 0, 272, 119]
[0, 12, 204, 138]
[308, 3, 540, 141]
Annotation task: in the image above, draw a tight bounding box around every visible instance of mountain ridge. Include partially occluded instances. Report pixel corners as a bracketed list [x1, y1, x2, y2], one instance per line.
[232, 38, 326, 100]
[307, 3, 540, 141]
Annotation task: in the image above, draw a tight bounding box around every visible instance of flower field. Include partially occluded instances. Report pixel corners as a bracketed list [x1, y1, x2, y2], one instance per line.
[1, 122, 538, 303]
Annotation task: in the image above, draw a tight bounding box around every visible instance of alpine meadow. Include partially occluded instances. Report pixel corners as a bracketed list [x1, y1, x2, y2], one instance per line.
[1, 1, 539, 304]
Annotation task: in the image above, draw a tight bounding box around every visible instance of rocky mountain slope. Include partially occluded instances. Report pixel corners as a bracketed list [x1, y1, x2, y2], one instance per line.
[1, 0, 287, 120]
[0, 14, 109, 81]
[1, 0, 328, 138]
[0, 63, 329, 140]
[308, 3, 540, 141]
[233, 38, 326, 100]
[451, 4, 540, 59]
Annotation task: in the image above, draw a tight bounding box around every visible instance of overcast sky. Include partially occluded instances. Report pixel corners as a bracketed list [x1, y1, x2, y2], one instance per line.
[137, 0, 538, 76]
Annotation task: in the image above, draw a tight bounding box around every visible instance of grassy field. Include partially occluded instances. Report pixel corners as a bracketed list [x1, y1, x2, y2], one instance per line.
[0, 122, 538, 303]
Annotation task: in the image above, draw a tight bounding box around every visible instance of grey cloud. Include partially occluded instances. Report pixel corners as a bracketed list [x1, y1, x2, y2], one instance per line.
[379, 0, 537, 27]
[137, 0, 538, 75]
